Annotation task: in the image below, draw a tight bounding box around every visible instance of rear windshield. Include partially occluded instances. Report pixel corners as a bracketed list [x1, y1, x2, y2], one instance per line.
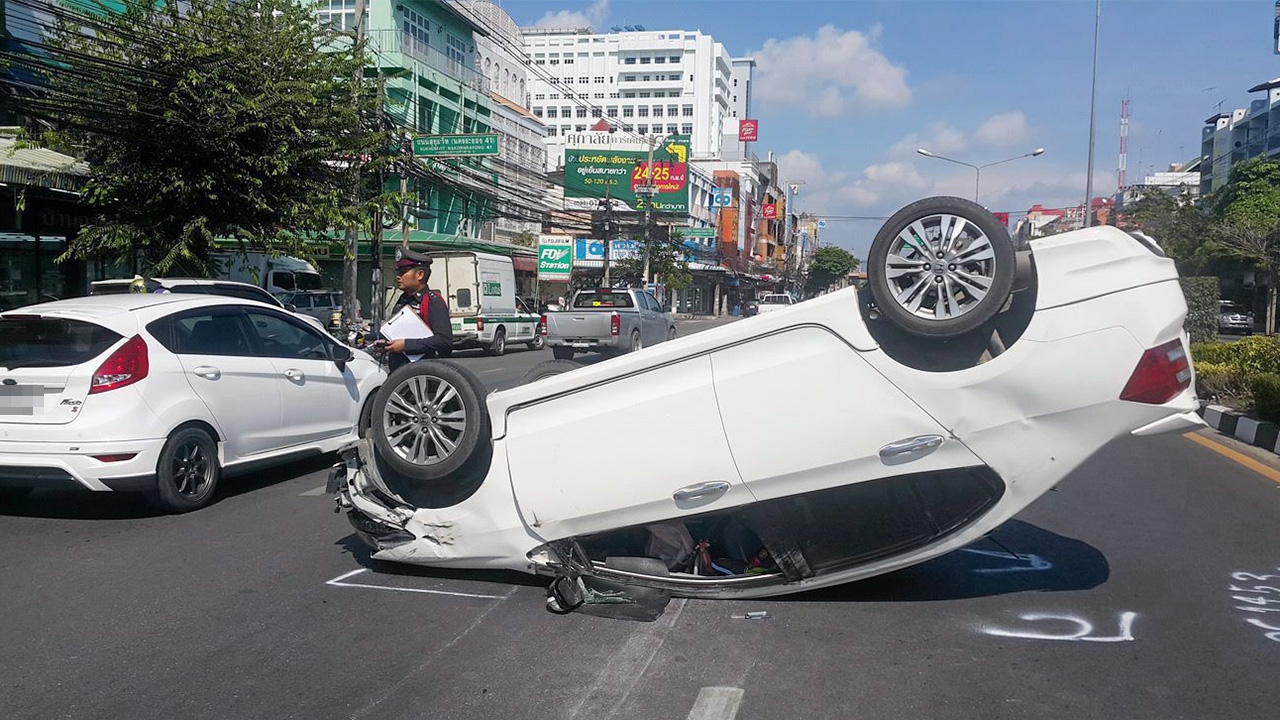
[573, 292, 634, 308]
[0, 316, 122, 369]
[761, 295, 790, 304]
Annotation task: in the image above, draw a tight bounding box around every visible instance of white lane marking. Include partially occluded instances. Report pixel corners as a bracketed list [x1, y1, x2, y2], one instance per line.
[349, 584, 516, 719]
[685, 687, 745, 720]
[325, 568, 505, 599]
[299, 485, 328, 496]
[981, 612, 1137, 642]
[569, 598, 688, 720]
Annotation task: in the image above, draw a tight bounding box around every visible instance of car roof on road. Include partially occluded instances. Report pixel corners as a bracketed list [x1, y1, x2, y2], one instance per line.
[0, 293, 272, 320]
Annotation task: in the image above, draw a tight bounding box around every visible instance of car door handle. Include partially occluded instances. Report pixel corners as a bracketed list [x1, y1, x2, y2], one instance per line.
[672, 481, 731, 502]
[878, 434, 945, 460]
[284, 369, 305, 381]
[192, 366, 221, 380]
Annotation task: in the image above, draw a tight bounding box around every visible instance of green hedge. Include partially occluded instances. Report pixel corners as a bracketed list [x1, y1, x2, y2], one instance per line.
[1180, 276, 1219, 345]
[1191, 336, 1280, 375]
[1252, 373, 1280, 422]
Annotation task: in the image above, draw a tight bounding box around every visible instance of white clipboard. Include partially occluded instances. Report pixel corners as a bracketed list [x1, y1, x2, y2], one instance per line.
[381, 306, 434, 362]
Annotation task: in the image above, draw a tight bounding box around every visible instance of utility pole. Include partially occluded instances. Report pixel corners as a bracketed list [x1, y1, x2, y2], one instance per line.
[640, 134, 657, 284]
[342, 0, 368, 330]
[368, 71, 386, 333]
[601, 186, 612, 287]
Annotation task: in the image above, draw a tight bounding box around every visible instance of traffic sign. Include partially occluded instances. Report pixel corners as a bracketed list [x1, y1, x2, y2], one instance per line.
[682, 227, 716, 238]
[412, 134, 499, 157]
[817, 220, 827, 229]
[711, 188, 732, 208]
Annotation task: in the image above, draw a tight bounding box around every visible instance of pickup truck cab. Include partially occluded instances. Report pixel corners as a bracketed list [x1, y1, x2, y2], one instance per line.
[756, 293, 795, 314]
[543, 288, 676, 360]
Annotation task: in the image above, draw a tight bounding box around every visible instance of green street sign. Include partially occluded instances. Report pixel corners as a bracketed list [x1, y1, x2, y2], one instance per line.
[681, 227, 715, 238]
[412, 134, 499, 157]
[537, 236, 573, 282]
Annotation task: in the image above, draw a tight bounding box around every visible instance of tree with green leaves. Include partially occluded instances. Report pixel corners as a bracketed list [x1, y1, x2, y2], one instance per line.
[615, 219, 692, 291]
[1125, 191, 1218, 276]
[0, 0, 394, 275]
[1209, 157, 1280, 334]
[805, 245, 860, 294]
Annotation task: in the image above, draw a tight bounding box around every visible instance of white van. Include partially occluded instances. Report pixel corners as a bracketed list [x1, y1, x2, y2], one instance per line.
[430, 251, 542, 355]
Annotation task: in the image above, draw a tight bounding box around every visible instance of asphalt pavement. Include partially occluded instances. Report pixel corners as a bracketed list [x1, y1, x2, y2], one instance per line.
[3, 317, 1279, 720]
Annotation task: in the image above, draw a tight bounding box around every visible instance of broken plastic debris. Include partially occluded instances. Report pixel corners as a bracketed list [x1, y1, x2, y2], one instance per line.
[730, 611, 769, 620]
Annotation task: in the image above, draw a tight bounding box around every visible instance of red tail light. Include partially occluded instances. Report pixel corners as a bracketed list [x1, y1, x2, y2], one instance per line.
[92, 453, 137, 463]
[539, 314, 548, 336]
[89, 335, 149, 394]
[1120, 339, 1191, 404]
[476, 316, 484, 332]
[610, 312, 621, 336]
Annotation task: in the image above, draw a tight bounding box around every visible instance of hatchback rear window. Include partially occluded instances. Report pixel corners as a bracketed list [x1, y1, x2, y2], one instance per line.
[574, 292, 634, 308]
[0, 316, 123, 369]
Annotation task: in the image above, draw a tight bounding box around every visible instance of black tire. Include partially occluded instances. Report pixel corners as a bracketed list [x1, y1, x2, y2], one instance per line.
[371, 361, 491, 482]
[868, 196, 1016, 339]
[357, 392, 378, 438]
[520, 359, 583, 385]
[667, 326, 677, 342]
[528, 333, 546, 351]
[552, 346, 575, 360]
[149, 426, 220, 513]
[487, 328, 507, 357]
[629, 330, 643, 353]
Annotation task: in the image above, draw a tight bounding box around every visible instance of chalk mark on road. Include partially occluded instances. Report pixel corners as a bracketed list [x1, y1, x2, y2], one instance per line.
[325, 568, 505, 599]
[981, 612, 1137, 642]
[568, 598, 689, 720]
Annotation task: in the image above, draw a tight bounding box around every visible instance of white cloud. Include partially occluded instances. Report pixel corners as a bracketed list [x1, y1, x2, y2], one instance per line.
[530, 0, 610, 30]
[888, 121, 970, 160]
[752, 25, 912, 116]
[973, 112, 1029, 147]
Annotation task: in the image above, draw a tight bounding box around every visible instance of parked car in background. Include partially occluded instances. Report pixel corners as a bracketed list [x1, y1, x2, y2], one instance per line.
[742, 299, 759, 317]
[756, 293, 795, 314]
[0, 294, 385, 512]
[276, 290, 345, 325]
[542, 288, 676, 360]
[1218, 301, 1253, 335]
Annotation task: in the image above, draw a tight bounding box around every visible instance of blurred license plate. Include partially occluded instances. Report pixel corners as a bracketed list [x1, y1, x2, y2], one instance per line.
[0, 386, 42, 416]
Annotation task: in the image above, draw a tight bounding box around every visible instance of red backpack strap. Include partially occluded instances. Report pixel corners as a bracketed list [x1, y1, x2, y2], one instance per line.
[418, 291, 446, 330]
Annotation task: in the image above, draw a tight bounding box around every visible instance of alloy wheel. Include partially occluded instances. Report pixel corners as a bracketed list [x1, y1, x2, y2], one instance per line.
[881, 213, 998, 321]
[380, 374, 468, 466]
[171, 438, 214, 498]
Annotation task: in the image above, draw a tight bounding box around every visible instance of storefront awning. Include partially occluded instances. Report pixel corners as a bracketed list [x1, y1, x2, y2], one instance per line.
[0, 138, 89, 193]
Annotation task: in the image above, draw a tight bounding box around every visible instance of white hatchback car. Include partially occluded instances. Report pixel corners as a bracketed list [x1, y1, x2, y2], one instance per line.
[0, 295, 385, 512]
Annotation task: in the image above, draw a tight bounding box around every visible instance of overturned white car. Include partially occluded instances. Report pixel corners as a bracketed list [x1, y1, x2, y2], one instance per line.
[332, 197, 1201, 612]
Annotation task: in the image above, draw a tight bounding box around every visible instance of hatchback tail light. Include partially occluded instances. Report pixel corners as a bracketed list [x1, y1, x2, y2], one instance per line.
[89, 335, 149, 394]
[610, 312, 621, 337]
[1120, 339, 1191, 404]
[539, 314, 548, 336]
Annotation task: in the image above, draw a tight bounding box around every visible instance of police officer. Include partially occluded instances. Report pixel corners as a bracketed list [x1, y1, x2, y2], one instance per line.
[372, 248, 453, 369]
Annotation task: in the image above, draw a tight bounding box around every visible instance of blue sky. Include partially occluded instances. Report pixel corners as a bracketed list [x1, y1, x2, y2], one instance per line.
[503, 0, 1280, 258]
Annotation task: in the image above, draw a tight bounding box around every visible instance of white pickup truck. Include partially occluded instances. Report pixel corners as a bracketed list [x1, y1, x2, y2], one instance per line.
[542, 288, 677, 360]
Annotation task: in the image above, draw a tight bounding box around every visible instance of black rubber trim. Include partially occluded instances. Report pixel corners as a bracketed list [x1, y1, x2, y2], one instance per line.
[0, 466, 82, 491]
[99, 473, 158, 493]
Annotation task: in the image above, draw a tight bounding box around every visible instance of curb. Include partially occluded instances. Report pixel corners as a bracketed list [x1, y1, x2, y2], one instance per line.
[1198, 405, 1280, 455]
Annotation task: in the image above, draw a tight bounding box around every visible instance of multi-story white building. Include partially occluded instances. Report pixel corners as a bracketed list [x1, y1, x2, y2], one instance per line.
[1197, 79, 1280, 196]
[520, 27, 750, 169]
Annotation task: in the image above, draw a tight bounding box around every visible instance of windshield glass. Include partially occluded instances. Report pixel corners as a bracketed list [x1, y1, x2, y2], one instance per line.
[295, 273, 323, 291]
[574, 291, 634, 308]
[0, 316, 122, 369]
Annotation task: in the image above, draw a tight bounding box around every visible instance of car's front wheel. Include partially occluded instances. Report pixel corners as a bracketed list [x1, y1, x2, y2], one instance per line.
[371, 361, 491, 482]
[149, 425, 220, 513]
[868, 196, 1016, 339]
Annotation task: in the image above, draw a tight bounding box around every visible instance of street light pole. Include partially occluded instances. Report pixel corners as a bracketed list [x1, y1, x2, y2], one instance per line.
[916, 147, 1045, 203]
[1084, 0, 1102, 227]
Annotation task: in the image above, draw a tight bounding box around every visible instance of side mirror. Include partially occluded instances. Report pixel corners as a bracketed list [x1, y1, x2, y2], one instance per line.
[331, 343, 355, 370]
[285, 304, 298, 313]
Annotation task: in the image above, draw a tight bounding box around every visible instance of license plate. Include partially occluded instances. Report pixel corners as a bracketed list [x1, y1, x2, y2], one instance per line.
[0, 386, 42, 416]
